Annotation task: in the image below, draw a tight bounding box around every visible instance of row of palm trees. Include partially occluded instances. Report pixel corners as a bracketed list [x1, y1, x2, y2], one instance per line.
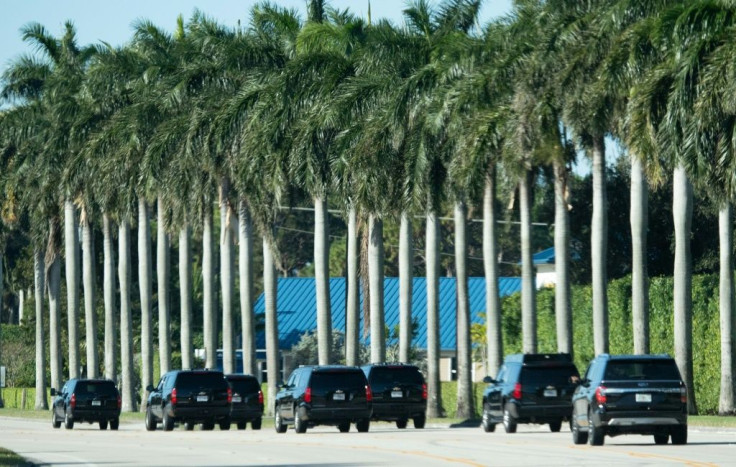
[2, 0, 736, 416]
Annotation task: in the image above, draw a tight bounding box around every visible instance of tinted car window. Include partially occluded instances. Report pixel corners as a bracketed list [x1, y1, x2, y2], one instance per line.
[369, 368, 423, 392]
[603, 360, 681, 381]
[520, 365, 579, 386]
[229, 379, 260, 394]
[75, 382, 117, 396]
[176, 372, 227, 390]
[311, 371, 365, 391]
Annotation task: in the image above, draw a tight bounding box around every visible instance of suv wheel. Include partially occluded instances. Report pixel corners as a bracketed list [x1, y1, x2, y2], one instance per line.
[481, 410, 496, 433]
[163, 411, 175, 431]
[549, 419, 562, 433]
[145, 407, 157, 431]
[294, 406, 307, 433]
[219, 419, 231, 431]
[570, 412, 588, 445]
[396, 418, 408, 429]
[52, 411, 62, 429]
[413, 415, 426, 429]
[356, 419, 370, 432]
[99, 420, 108, 430]
[338, 422, 350, 433]
[251, 417, 262, 430]
[110, 418, 119, 431]
[654, 433, 669, 445]
[274, 407, 287, 433]
[671, 425, 688, 445]
[237, 422, 246, 430]
[503, 407, 517, 434]
[588, 411, 604, 446]
[202, 421, 215, 431]
[64, 410, 74, 430]
[184, 422, 195, 431]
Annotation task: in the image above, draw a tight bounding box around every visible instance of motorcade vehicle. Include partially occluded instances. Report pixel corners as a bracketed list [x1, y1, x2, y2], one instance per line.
[570, 354, 688, 446]
[145, 369, 232, 431]
[51, 379, 121, 430]
[481, 353, 579, 433]
[274, 365, 372, 433]
[225, 374, 264, 430]
[361, 363, 426, 429]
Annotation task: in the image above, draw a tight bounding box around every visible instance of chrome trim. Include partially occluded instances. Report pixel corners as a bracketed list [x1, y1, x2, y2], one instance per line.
[607, 417, 680, 426]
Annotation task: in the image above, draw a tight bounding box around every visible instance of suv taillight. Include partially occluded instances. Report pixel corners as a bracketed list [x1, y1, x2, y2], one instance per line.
[422, 383, 427, 400]
[595, 386, 607, 405]
[258, 390, 264, 405]
[365, 385, 373, 402]
[227, 387, 232, 404]
[171, 388, 178, 405]
[512, 383, 522, 400]
[680, 386, 687, 404]
[117, 395, 121, 409]
[304, 387, 312, 403]
[70, 393, 76, 409]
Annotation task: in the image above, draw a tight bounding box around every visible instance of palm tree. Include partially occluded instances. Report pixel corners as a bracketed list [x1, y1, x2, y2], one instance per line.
[119, 219, 136, 411]
[157, 195, 171, 374]
[34, 249, 47, 409]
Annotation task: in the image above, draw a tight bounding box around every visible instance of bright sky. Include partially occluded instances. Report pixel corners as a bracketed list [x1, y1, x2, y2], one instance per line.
[0, 0, 513, 74]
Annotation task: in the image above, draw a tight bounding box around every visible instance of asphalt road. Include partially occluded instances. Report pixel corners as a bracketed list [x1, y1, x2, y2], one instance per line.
[2, 416, 736, 466]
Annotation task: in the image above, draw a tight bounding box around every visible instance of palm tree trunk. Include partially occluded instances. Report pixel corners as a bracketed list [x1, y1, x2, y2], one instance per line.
[484, 170, 502, 377]
[138, 197, 153, 410]
[345, 207, 360, 366]
[103, 214, 117, 382]
[314, 195, 332, 365]
[203, 206, 217, 369]
[179, 224, 193, 369]
[157, 196, 171, 374]
[119, 220, 136, 412]
[554, 161, 572, 355]
[426, 211, 442, 418]
[81, 208, 98, 379]
[47, 219, 62, 392]
[519, 170, 537, 353]
[719, 203, 734, 414]
[673, 165, 696, 414]
[18, 290, 24, 325]
[368, 214, 385, 363]
[455, 200, 473, 419]
[238, 200, 256, 375]
[264, 235, 279, 415]
[65, 199, 80, 378]
[591, 136, 609, 354]
[220, 181, 235, 374]
[34, 249, 48, 409]
[630, 156, 649, 354]
[399, 211, 413, 363]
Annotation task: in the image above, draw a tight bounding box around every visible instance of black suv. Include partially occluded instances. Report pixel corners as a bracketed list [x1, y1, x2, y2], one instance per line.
[481, 353, 579, 433]
[145, 370, 232, 431]
[51, 379, 121, 430]
[225, 374, 264, 430]
[361, 363, 426, 429]
[274, 365, 372, 433]
[571, 354, 688, 446]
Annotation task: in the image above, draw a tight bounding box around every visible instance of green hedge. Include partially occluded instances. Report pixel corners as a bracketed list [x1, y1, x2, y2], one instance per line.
[1, 388, 51, 410]
[497, 273, 721, 414]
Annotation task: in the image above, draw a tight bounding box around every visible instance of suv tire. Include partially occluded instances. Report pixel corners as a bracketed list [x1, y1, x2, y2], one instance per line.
[588, 412, 604, 446]
[219, 419, 231, 430]
[64, 410, 74, 430]
[481, 410, 496, 433]
[251, 417, 262, 430]
[110, 418, 119, 430]
[549, 419, 562, 432]
[396, 418, 408, 429]
[503, 406, 517, 434]
[671, 425, 687, 445]
[237, 422, 246, 430]
[202, 421, 215, 431]
[274, 407, 287, 433]
[654, 433, 669, 445]
[356, 419, 370, 432]
[571, 413, 588, 445]
[294, 406, 307, 433]
[52, 411, 62, 429]
[163, 411, 175, 431]
[184, 422, 195, 431]
[413, 415, 426, 429]
[145, 407, 157, 431]
[338, 422, 350, 432]
[99, 420, 108, 430]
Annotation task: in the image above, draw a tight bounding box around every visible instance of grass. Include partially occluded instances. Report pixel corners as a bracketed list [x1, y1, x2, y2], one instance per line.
[0, 448, 30, 467]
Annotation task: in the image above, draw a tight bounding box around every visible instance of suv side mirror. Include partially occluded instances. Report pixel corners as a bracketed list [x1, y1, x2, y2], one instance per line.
[482, 376, 496, 384]
[50, 388, 57, 397]
[146, 384, 155, 393]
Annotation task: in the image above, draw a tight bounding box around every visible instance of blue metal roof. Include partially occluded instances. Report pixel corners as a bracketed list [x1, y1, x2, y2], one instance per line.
[532, 247, 556, 265]
[253, 277, 522, 352]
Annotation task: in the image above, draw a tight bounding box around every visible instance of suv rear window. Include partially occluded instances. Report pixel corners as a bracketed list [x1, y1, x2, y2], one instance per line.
[520, 365, 579, 386]
[75, 382, 117, 396]
[228, 378, 260, 394]
[603, 360, 681, 381]
[311, 371, 365, 392]
[176, 372, 228, 390]
[368, 367, 423, 392]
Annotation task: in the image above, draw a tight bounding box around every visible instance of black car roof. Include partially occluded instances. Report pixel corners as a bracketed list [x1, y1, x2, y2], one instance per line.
[504, 353, 573, 364]
[598, 354, 674, 360]
[300, 365, 362, 372]
[361, 363, 420, 370]
[225, 374, 258, 380]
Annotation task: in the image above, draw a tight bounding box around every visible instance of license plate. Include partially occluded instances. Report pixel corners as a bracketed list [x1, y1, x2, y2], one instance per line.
[196, 395, 209, 402]
[232, 396, 242, 403]
[333, 393, 345, 401]
[636, 393, 652, 403]
[92, 401, 101, 406]
[543, 389, 557, 397]
[391, 390, 403, 398]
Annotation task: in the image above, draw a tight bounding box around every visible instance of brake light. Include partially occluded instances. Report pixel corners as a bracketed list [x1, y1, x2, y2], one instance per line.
[680, 386, 687, 404]
[595, 386, 607, 405]
[227, 387, 232, 404]
[70, 393, 76, 409]
[117, 395, 121, 409]
[422, 383, 427, 400]
[171, 388, 178, 405]
[365, 385, 373, 402]
[512, 383, 522, 400]
[304, 387, 312, 403]
[258, 390, 264, 405]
